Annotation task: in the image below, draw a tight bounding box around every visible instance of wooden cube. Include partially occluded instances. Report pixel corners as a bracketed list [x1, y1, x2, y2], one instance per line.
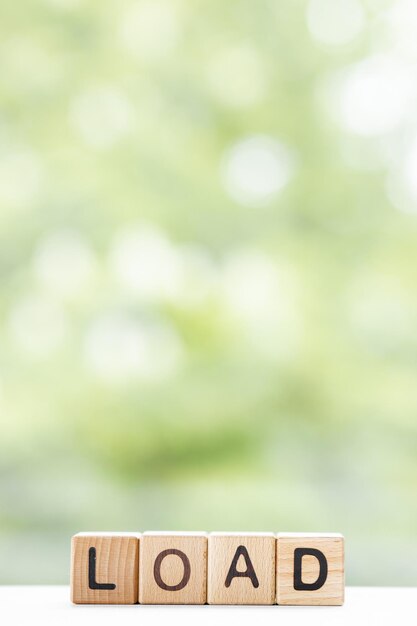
[71, 532, 140, 604]
[276, 533, 344, 606]
[207, 532, 276, 605]
[139, 532, 208, 604]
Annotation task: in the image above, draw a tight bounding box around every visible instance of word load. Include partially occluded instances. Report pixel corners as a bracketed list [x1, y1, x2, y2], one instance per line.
[71, 532, 344, 606]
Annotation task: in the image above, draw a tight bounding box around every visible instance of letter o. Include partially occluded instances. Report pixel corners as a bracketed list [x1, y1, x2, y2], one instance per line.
[153, 549, 191, 591]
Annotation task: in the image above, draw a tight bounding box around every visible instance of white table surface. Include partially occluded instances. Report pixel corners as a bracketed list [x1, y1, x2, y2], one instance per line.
[1, 586, 415, 626]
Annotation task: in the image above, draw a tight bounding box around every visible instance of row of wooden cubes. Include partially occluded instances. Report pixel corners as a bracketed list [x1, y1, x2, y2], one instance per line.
[71, 532, 344, 606]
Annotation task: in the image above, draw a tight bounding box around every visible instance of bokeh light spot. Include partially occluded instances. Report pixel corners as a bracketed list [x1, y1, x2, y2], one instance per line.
[337, 55, 414, 136]
[120, 1, 180, 62]
[307, 0, 365, 47]
[109, 223, 185, 303]
[221, 135, 294, 208]
[33, 229, 97, 300]
[84, 313, 184, 384]
[69, 86, 134, 148]
[206, 44, 269, 109]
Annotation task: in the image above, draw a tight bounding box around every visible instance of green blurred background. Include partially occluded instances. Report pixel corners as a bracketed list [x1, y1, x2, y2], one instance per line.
[1, 0, 417, 586]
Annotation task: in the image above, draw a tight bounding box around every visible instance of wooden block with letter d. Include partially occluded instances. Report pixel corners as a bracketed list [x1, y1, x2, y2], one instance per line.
[207, 532, 276, 605]
[71, 532, 140, 604]
[139, 532, 208, 604]
[276, 533, 344, 606]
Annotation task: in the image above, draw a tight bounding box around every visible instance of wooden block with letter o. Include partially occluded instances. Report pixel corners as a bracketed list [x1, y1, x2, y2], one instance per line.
[207, 532, 276, 605]
[276, 533, 344, 606]
[139, 532, 208, 604]
[71, 532, 140, 604]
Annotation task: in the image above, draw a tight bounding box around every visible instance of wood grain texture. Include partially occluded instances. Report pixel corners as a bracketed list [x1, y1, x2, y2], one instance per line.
[207, 533, 276, 605]
[71, 533, 140, 604]
[276, 533, 344, 606]
[138, 532, 207, 604]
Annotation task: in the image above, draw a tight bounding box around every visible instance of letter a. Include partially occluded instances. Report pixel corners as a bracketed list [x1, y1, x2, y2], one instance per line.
[225, 545, 259, 588]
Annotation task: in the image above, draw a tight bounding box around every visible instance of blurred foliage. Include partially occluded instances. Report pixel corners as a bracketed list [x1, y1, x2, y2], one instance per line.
[1, 0, 417, 585]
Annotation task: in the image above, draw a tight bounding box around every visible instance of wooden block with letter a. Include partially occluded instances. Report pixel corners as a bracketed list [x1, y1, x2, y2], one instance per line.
[139, 532, 208, 604]
[71, 532, 140, 604]
[276, 533, 344, 606]
[207, 532, 276, 605]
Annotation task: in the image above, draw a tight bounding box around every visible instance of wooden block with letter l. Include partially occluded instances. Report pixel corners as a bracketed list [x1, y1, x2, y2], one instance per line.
[139, 532, 208, 604]
[207, 532, 276, 605]
[276, 533, 344, 606]
[71, 532, 140, 604]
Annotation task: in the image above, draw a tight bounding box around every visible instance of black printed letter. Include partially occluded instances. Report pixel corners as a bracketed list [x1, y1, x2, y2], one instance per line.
[225, 545, 259, 588]
[88, 547, 116, 590]
[293, 547, 328, 591]
[153, 549, 191, 591]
